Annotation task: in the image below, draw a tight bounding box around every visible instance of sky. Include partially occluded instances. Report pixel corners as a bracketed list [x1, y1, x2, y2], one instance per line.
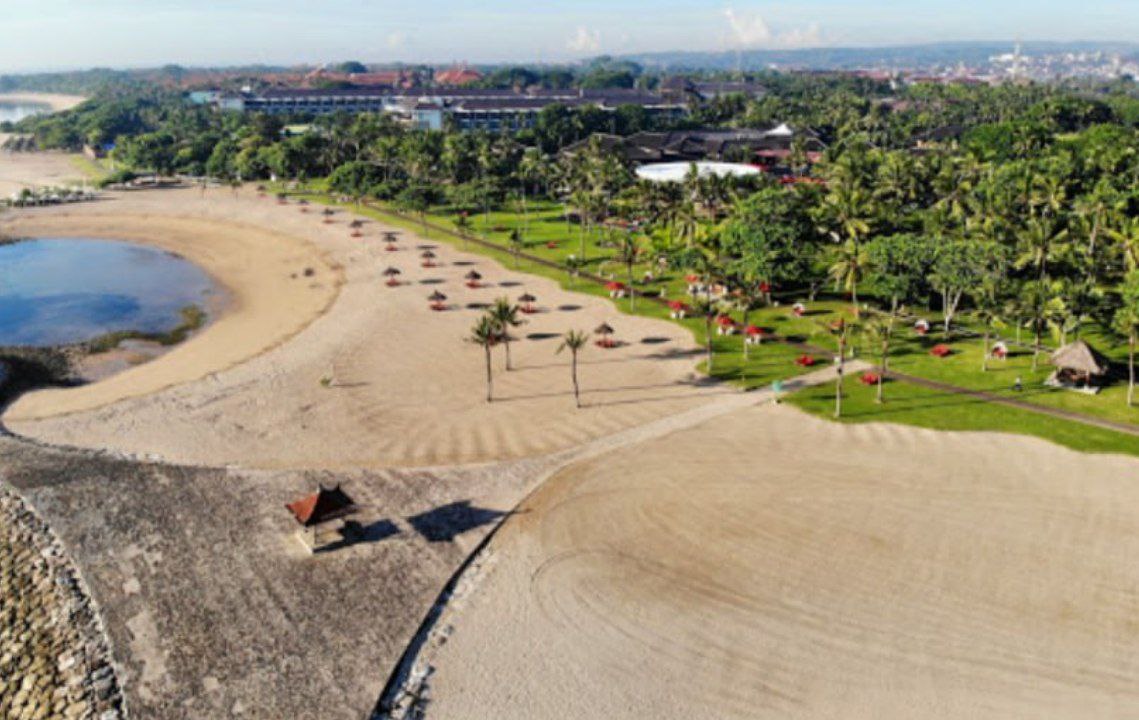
[1, 0, 1136, 72]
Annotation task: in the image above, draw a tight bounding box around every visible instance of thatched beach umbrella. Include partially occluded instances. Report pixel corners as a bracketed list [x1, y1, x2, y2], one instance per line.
[383, 266, 402, 286]
[428, 290, 448, 311]
[518, 292, 537, 314]
[322, 208, 335, 224]
[421, 249, 437, 267]
[349, 218, 364, 237]
[298, 198, 310, 213]
[464, 270, 483, 288]
[594, 322, 616, 348]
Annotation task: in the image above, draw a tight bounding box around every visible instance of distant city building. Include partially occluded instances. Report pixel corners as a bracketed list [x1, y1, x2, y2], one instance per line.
[207, 85, 688, 132]
[565, 125, 824, 173]
[434, 64, 483, 86]
[660, 77, 768, 103]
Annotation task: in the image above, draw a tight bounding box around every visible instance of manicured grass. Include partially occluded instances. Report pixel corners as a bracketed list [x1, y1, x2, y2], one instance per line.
[285, 187, 1139, 454]
[789, 373, 1139, 458]
[67, 154, 111, 182]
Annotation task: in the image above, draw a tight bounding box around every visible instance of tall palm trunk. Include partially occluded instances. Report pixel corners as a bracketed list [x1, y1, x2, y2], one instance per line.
[705, 315, 714, 373]
[627, 261, 635, 311]
[982, 329, 990, 372]
[503, 336, 513, 371]
[1032, 329, 1041, 372]
[835, 336, 846, 419]
[742, 307, 751, 360]
[1129, 334, 1136, 408]
[484, 346, 494, 402]
[877, 336, 889, 404]
[571, 352, 581, 408]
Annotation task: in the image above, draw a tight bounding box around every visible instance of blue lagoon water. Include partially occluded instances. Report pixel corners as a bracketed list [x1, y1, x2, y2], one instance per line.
[0, 103, 48, 124]
[0, 238, 220, 347]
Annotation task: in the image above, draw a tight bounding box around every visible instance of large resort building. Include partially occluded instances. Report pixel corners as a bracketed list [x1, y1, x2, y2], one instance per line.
[209, 85, 689, 132]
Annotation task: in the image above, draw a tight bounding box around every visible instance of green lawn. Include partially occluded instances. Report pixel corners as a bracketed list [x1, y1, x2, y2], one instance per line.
[285, 187, 1139, 455]
[789, 373, 1139, 458]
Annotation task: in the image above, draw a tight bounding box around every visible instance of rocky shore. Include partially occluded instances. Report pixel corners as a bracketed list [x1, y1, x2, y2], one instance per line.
[0, 486, 125, 720]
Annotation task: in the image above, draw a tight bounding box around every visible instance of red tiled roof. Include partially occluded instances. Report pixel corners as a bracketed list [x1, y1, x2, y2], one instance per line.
[286, 485, 357, 527]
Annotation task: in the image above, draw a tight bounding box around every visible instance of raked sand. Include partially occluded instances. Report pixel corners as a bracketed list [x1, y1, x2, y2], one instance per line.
[3, 185, 722, 469]
[424, 403, 1139, 719]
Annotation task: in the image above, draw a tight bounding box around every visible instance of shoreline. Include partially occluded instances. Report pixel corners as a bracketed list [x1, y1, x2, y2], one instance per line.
[1, 198, 341, 422]
[0, 92, 86, 114]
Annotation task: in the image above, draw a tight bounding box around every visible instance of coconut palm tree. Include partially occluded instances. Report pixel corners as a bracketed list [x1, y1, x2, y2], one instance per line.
[692, 297, 717, 374]
[823, 317, 859, 419]
[860, 314, 893, 404]
[489, 297, 524, 371]
[454, 212, 472, 249]
[828, 239, 868, 307]
[557, 330, 590, 408]
[508, 228, 524, 268]
[612, 230, 643, 310]
[972, 281, 1006, 373]
[468, 315, 498, 403]
[1115, 272, 1139, 407]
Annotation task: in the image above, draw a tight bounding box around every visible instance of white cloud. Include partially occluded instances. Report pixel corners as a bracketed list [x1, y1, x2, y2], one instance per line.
[723, 7, 823, 49]
[387, 32, 407, 50]
[567, 26, 602, 54]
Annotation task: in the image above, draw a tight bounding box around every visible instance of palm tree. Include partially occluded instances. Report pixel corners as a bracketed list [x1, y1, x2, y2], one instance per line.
[692, 297, 717, 374]
[823, 317, 859, 418]
[860, 314, 893, 404]
[489, 297, 524, 370]
[454, 212, 472, 249]
[973, 282, 1006, 373]
[612, 231, 642, 310]
[557, 330, 590, 408]
[828, 239, 868, 307]
[1115, 272, 1139, 407]
[468, 315, 498, 403]
[508, 228, 524, 268]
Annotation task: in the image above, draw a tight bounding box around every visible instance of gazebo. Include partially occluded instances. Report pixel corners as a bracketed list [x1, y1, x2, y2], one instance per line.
[1049, 340, 1110, 393]
[518, 292, 537, 314]
[285, 484, 359, 553]
[383, 267, 402, 287]
[595, 322, 616, 348]
[429, 290, 448, 311]
[606, 281, 626, 299]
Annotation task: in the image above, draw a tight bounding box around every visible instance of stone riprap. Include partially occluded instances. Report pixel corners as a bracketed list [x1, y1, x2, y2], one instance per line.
[0, 486, 125, 720]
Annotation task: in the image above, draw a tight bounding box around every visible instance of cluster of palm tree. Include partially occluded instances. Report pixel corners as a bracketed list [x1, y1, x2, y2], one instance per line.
[466, 297, 590, 407]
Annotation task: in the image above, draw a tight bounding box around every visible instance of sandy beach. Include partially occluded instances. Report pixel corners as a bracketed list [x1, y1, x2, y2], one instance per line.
[2, 182, 721, 469]
[423, 405, 1139, 719]
[0, 93, 87, 194]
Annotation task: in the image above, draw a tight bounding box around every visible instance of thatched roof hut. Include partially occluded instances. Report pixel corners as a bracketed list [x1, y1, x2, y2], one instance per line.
[1051, 340, 1110, 377]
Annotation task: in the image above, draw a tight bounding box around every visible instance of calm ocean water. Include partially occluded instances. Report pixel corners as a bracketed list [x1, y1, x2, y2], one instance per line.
[0, 238, 220, 347]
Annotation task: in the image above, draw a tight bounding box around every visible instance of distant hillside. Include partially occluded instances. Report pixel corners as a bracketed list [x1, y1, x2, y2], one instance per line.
[621, 41, 1139, 71]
